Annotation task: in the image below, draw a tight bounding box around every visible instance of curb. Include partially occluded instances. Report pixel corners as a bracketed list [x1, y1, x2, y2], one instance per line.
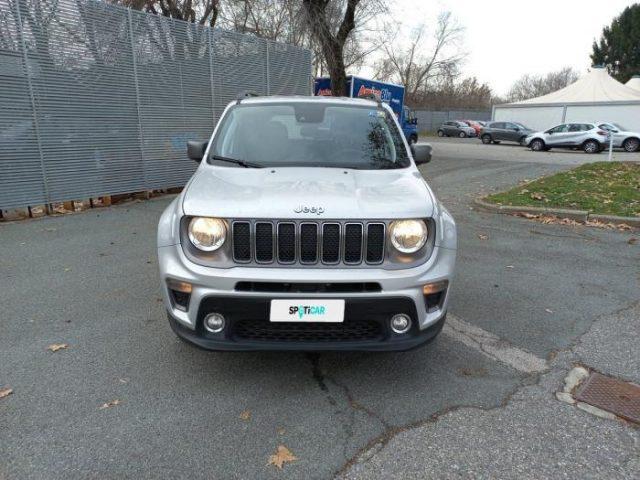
[473, 198, 640, 227]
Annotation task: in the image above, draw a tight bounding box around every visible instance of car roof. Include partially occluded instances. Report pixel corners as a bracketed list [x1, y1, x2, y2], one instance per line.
[234, 95, 381, 108]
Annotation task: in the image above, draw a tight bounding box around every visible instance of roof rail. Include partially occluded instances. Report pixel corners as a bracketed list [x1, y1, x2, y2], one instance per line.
[236, 90, 260, 105]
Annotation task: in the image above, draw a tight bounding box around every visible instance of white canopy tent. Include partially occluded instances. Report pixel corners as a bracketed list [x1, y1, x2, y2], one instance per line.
[626, 75, 640, 91]
[493, 67, 640, 132]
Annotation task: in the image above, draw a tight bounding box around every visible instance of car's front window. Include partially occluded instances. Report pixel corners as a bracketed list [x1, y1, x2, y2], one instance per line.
[209, 102, 410, 170]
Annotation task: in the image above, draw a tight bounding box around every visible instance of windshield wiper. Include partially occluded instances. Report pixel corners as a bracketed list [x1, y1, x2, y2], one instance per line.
[210, 155, 263, 168]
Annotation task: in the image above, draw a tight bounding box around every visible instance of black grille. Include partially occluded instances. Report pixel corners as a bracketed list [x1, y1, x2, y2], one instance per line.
[344, 224, 363, 263]
[255, 222, 274, 262]
[366, 224, 385, 263]
[322, 224, 340, 263]
[277, 223, 296, 263]
[235, 282, 382, 293]
[233, 319, 382, 342]
[300, 224, 318, 263]
[232, 222, 251, 262]
[231, 221, 385, 265]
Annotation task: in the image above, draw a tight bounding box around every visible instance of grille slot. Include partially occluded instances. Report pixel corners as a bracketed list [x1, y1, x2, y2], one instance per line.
[322, 223, 340, 263]
[344, 224, 363, 264]
[366, 223, 385, 264]
[232, 222, 251, 262]
[300, 223, 318, 263]
[277, 223, 296, 263]
[254, 222, 274, 262]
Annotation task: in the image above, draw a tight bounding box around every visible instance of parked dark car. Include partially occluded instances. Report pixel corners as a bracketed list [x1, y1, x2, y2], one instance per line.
[437, 121, 477, 138]
[480, 122, 534, 146]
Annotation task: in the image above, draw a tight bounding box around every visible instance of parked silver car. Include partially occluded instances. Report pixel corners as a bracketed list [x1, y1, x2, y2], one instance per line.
[157, 95, 457, 351]
[437, 121, 477, 138]
[596, 122, 640, 152]
[525, 123, 608, 153]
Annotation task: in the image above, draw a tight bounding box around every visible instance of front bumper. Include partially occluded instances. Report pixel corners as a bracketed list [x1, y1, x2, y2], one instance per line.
[158, 239, 455, 351]
[168, 299, 446, 352]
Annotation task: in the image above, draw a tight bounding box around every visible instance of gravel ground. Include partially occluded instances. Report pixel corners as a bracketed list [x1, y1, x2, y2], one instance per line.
[1, 138, 638, 479]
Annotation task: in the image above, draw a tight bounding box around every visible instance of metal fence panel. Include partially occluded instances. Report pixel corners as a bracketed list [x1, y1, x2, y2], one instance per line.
[414, 109, 492, 132]
[0, 0, 312, 210]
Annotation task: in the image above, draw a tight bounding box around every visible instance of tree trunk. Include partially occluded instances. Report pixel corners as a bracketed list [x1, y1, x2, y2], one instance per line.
[326, 43, 347, 96]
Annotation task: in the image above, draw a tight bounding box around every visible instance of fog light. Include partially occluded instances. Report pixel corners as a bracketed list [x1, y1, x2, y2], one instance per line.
[390, 314, 412, 334]
[204, 313, 225, 333]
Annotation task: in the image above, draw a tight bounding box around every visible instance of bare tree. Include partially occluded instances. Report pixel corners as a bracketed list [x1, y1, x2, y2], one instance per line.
[301, 0, 362, 96]
[506, 67, 580, 102]
[411, 76, 493, 110]
[112, 0, 221, 26]
[375, 12, 465, 101]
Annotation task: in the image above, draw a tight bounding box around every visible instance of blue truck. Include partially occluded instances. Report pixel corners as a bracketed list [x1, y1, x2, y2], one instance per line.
[314, 76, 419, 144]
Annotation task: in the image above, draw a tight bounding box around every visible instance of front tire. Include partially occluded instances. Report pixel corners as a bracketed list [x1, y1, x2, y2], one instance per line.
[481, 134, 492, 144]
[409, 133, 418, 145]
[459, 131, 467, 138]
[530, 138, 545, 151]
[437, 130, 445, 137]
[519, 136, 528, 146]
[583, 140, 600, 154]
[623, 137, 640, 152]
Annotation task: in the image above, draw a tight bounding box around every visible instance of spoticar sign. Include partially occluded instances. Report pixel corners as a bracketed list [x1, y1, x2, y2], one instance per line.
[313, 76, 405, 120]
[270, 299, 345, 323]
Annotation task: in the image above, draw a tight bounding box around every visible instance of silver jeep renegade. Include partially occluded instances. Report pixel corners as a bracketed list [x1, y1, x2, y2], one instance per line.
[157, 95, 457, 351]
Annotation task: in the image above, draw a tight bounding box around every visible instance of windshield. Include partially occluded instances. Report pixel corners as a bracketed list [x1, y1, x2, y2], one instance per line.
[514, 123, 529, 130]
[209, 102, 410, 170]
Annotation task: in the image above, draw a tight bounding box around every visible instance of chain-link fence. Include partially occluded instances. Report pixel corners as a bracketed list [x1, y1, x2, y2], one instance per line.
[414, 109, 492, 133]
[0, 0, 312, 210]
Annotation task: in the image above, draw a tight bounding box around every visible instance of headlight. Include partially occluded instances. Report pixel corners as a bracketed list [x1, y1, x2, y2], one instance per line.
[188, 217, 226, 252]
[389, 220, 428, 253]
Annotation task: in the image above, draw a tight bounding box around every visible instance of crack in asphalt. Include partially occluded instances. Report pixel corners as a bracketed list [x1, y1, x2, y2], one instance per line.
[329, 302, 640, 478]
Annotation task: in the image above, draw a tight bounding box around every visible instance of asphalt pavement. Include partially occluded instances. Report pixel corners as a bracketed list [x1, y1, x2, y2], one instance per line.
[1, 139, 638, 479]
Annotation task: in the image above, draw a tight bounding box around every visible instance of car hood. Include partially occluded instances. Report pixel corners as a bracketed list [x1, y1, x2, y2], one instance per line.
[182, 166, 434, 219]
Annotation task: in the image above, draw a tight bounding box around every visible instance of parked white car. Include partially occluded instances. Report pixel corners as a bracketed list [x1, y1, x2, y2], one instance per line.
[525, 123, 608, 154]
[596, 122, 640, 152]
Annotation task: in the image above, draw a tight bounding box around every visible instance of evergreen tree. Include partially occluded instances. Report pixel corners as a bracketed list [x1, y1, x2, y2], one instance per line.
[591, 4, 640, 83]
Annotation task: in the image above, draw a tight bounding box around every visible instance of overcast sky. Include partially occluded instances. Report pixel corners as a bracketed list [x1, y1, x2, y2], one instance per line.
[367, 0, 637, 96]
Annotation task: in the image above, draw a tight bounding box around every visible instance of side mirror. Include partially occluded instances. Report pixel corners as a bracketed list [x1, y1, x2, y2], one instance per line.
[187, 140, 208, 162]
[410, 143, 432, 165]
[545, 130, 553, 135]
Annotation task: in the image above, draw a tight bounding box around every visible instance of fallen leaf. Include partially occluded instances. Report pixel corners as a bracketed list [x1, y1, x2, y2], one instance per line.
[48, 343, 68, 352]
[628, 238, 638, 245]
[277, 427, 286, 435]
[0, 387, 13, 399]
[477, 234, 488, 240]
[64, 268, 71, 272]
[100, 399, 121, 409]
[545, 308, 553, 314]
[267, 445, 297, 469]
[530, 192, 546, 201]
[239, 410, 251, 421]
[506, 265, 514, 269]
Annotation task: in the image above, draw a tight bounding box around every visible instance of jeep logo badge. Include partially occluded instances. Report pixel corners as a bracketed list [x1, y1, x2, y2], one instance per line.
[294, 205, 325, 215]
